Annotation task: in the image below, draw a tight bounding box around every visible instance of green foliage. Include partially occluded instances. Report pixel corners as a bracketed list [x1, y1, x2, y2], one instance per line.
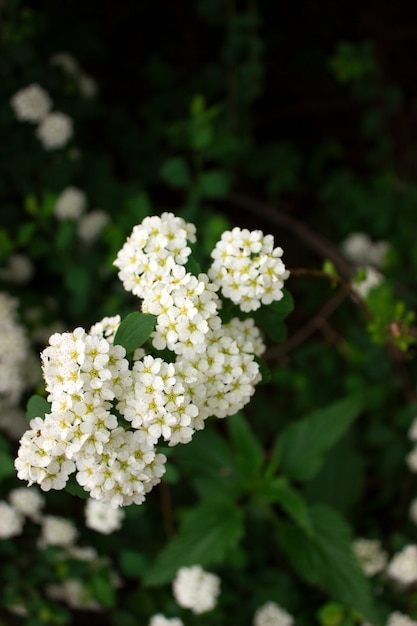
[267, 395, 363, 481]
[113, 312, 157, 355]
[145, 497, 244, 586]
[26, 395, 51, 421]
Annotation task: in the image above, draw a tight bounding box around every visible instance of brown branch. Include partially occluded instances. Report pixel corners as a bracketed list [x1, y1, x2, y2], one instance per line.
[158, 479, 176, 539]
[265, 288, 347, 361]
[228, 191, 354, 279]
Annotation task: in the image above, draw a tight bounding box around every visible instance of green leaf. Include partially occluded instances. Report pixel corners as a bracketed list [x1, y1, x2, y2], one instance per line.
[89, 573, 117, 608]
[26, 395, 51, 421]
[199, 170, 231, 198]
[119, 550, 148, 579]
[268, 289, 294, 317]
[278, 504, 379, 624]
[65, 475, 89, 499]
[262, 476, 314, 535]
[113, 312, 156, 354]
[160, 157, 191, 188]
[144, 497, 244, 585]
[268, 395, 363, 481]
[227, 412, 264, 477]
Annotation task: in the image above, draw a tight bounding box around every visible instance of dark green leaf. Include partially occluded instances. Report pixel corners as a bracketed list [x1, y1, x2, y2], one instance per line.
[0, 450, 16, 481]
[65, 475, 89, 499]
[119, 550, 148, 579]
[160, 157, 190, 188]
[262, 476, 314, 535]
[26, 395, 51, 421]
[145, 497, 244, 585]
[268, 395, 363, 481]
[278, 504, 379, 624]
[199, 170, 231, 198]
[227, 412, 264, 477]
[268, 289, 294, 317]
[90, 573, 117, 608]
[113, 312, 156, 354]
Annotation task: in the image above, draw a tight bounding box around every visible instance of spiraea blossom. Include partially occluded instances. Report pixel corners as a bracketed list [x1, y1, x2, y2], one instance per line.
[0, 501, 24, 538]
[54, 187, 87, 220]
[208, 227, 289, 311]
[386, 613, 417, 626]
[10, 83, 52, 123]
[77, 209, 109, 242]
[341, 232, 389, 268]
[40, 515, 78, 547]
[172, 565, 220, 614]
[253, 601, 294, 626]
[387, 544, 417, 585]
[85, 498, 125, 534]
[16, 214, 267, 506]
[36, 111, 73, 149]
[9, 487, 45, 522]
[149, 616, 184, 626]
[352, 537, 388, 577]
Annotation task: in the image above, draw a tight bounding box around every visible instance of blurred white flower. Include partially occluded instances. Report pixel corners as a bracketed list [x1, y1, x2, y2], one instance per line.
[149, 616, 184, 626]
[36, 111, 73, 149]
[54, 187, 87, 220]
[0, 501, 24, 538]
[77, 209, 109, 242]
[342, 232, 389, 268]
[40, 515, 78, 547]
[173, 565, 220, 614]
[352, 537, 388, 576]
[253, 601, 294, 626]
[9, 486, 45, 521]
[387, 545, 417, 585]
[0, 253, 34, 284]
[85, 499, 125, 534]
[11, 84, 52, 123]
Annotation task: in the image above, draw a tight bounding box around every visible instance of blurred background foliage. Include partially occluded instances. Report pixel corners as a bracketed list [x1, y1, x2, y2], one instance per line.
[2, 0, 417, 624]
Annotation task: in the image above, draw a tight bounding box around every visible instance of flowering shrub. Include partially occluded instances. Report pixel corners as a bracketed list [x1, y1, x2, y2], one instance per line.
[3, 2, 417, 626]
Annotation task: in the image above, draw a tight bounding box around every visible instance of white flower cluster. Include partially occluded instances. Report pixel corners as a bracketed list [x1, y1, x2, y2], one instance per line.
[387, 545, 417, 585]
[352, 537, 388, 577]
[0, 486, 44, 539]
[208, 227, 289, 312]
[50, 51, 98, 98]
[0, 253, 34, 284]
[149, 616, 184, 626]
[0, 293, 39, 439]
[341, 232, 389, 299]
[172, 565, 220, 614]
[386, 613, 417, 626]
[53, 187, 110, 242]
[10, 82, 73, 149]
[16, 214, 267, 506]
[253, 601, 294, 626]
[85, 498, 125, 534]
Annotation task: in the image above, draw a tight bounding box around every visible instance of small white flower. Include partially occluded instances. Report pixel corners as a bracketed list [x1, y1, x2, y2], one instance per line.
[77, 210, 109, 242]
[9, 486, 45, 521]
[253, 601, 294, 626]
[173, 565, 220, 614]
[40, 515, 78, 547]
[11, 84, 52, 122]
[352, 537, 388, 577]
[54, 187, 87, 220]
[386, 612, 417, 626]
[0, 501, 24, 538]
[387, 545, 417, 585]
[36, 111, 73, 149]
[85, 498, 125, 534]
[149, 615, 184, 626]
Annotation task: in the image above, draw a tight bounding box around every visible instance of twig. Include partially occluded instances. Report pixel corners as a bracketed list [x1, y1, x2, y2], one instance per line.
[159, 480, 176, 539]
[228, 191, 354, 279]
[265, 288, 347, 361]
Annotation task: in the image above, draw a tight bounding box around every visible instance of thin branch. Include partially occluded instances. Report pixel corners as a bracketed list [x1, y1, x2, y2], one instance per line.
[159, 480, 176, 539]
[265, 288, 347, 361]
[228, 191, 354, 279]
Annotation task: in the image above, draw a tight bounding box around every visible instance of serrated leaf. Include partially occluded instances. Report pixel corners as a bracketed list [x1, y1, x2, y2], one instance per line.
[160, 157, 190, 188]
[145, 498, 244, 585]
[113, 312, 156, 354]
[227, 412, 264, 477]
[262, 476, 313, 535]
[26, 395, 51, 421]
[278, 504, 379, 624]
[268, 395, 363, 482]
